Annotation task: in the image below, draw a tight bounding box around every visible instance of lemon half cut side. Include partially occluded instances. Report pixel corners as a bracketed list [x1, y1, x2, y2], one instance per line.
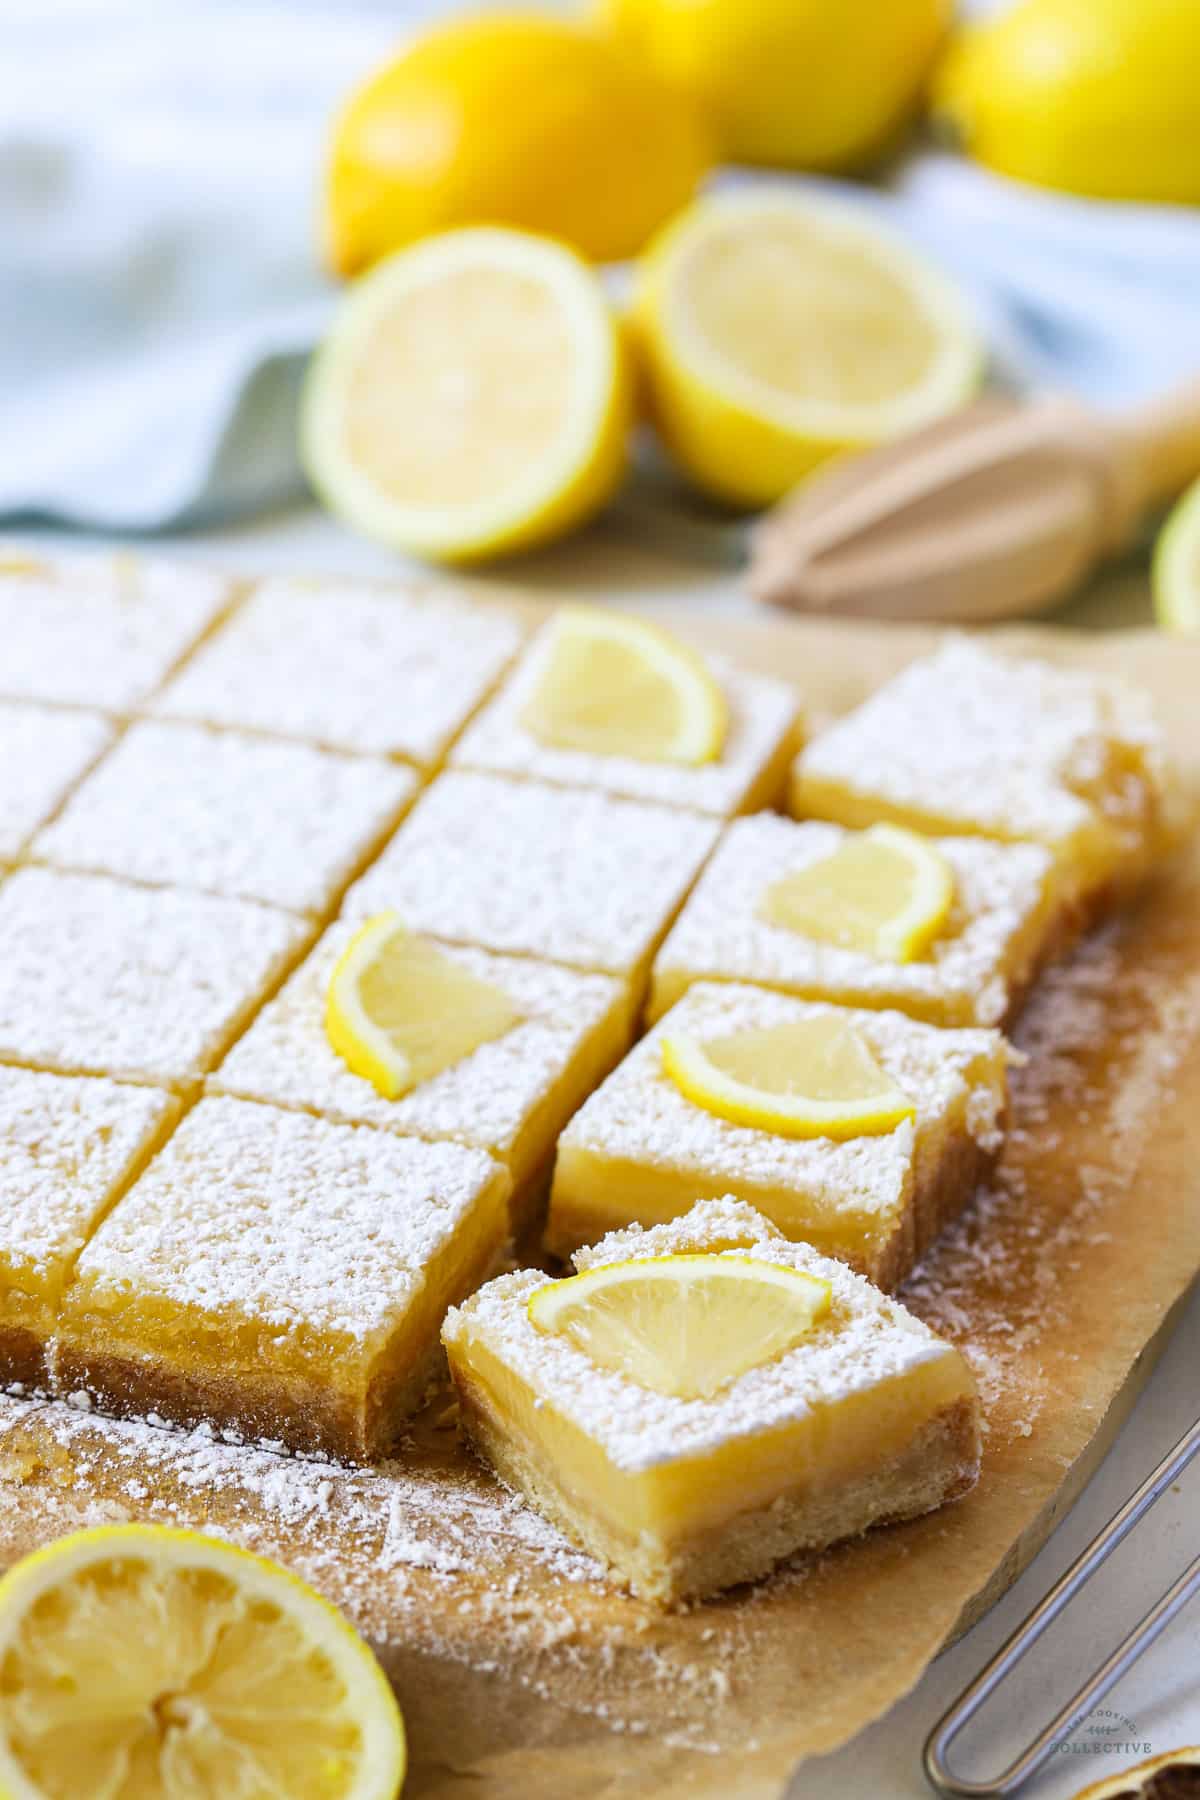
[521, 605, 728, 764]
[661, 1014, 915, 1140]
[0, 1524, 406, 1800]
[527, 1252, 832, 1400]
[302, 227, 633, 563]
[1153, 476, 1200, 636]
[636, 191, 981, 507]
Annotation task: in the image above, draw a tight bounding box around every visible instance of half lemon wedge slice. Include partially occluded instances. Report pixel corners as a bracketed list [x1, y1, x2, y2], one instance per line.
[1153, 473, 1200, 635]
[521, 605, 727, 764]
[760, 823, 954, 961]
[327, 912, 521, 1100]
[0, 1524, 406, 1800]
[661, 1014, 915, 1140]
[527, 1253, 832, 1400]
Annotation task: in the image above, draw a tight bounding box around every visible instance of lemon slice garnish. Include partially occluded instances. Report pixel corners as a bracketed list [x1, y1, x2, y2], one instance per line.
[760, 823, 954, 961]
[521, 605, 727, 764]
[635, 191, 981, 507]
[301, 226, 632, 564]
[327, 911, 521, 1100]
[1153, 474, 1200, 636]
[527, 1252, 831, 1399]
[0, 1524, 406, 1800]
[661, 1015, 915, 1140]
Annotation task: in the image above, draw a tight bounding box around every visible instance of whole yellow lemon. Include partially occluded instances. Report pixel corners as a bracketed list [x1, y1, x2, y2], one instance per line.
[934, 0, 1200, 204]
[599, 0, 950, 171]
[325, 12, 713, 275]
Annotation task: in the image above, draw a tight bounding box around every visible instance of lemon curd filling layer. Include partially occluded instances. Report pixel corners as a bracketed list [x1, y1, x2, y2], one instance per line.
[444, 1202, 981, 1602]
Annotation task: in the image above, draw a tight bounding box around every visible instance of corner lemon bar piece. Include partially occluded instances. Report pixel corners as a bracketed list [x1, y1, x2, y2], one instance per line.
[450, 606, 800, 817]
[33, 721, 417, 918]
[210, 916, 634, 1230]
[0, 1068, 180, 1388]
[650, 814, 1058, 1028]
[149, 574, 523, 767]
[53, 1096, 512, 1459]
[548, 982, 1009, 1288]
[0, 550, 231, 713]
[791, 639, 1172, 910]
[343, 771, 720, 989]
[444, 1198, 981, 1604]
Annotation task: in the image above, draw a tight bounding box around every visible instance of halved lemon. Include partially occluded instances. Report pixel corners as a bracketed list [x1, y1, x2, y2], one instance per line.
[1071, 1747, 1200, 1799]
[521, 605, 727, 763]
[0, 1524, 406, 1799]
[661, 1014, 915, 1139]
[527, 1252, 831, 1399]
[760, 823, 954, 961]
[302, 227, 633, 563]
[1153, 474, 1200, 635]
[327, 912, 521, 1100]
[635, 191, 981, 507]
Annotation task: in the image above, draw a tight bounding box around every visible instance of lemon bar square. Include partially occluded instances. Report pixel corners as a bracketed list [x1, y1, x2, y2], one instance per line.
[450, 616, 800, 817]
[0, 552, 231, 713]
[0, 702, 115, 860]
[32, 721, 417, 918]
[343, 772, 721, 988]
[0, 1068, 180, 1388]
[791, 638, 1172, 908]
[649, 815, 1059, 1028]
[445, 1197, 981, 1604]
[53, 1096, 512, 1459]
[548, 982, 1009, 1286]
[149, 575, 524, 766]
[0, 868, 308, 1090]
[210, 921, 634, 1229]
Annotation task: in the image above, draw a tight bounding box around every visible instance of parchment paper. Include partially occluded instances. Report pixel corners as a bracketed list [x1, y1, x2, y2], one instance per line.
[0, 615, 1196, 1799]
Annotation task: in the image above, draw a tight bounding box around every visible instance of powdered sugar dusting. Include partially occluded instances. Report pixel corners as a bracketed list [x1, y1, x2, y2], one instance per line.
[344, 772, 721, 978]
[34, 721, 417, 916]
[0, 703, 115, 860]
[150, 575, 524, 765]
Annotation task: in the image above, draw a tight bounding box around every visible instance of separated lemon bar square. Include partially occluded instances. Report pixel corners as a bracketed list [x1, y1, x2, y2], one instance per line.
[649, 815, 1058, 1028]
[343, 772, 721, 989]
[53, 1096, 512, 1459]
[548, 982, 1009, 1287]
[33, 721, 417, 918]
[0, 551, 231, 713]
[444, 1197, 981, 1604]
[210, 920, 634, 1229]
[0, 868, 308, 1090]
[450, 610, 800, 817]
[149, 575, 524, 767]
[0, 1067, 180, 1389]
[0, 702, 115, 861]
[791, 639, 1172, 909]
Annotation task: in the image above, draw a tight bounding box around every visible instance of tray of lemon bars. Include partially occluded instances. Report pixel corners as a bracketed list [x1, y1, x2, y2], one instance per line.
[0, 547, 1196, 1797]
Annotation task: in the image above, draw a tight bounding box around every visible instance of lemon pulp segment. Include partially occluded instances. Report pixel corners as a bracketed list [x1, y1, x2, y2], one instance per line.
[0, 1525, 405, 1800]
[327, 912, 521, 1100]
[521, 606, 727, 764]
[527, 1252, 831, 1399]
[760, 823, 955, 960]
[661, 1015, 915, 1139]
